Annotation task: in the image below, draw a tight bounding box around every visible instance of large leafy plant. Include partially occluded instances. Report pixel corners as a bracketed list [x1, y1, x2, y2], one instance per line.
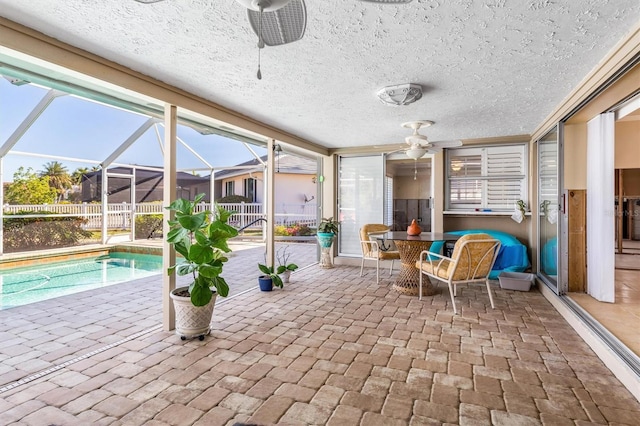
[166, 194, 238, 306]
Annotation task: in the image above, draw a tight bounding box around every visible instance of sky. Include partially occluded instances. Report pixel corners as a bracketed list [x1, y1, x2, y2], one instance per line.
[0, 77, 267, 182]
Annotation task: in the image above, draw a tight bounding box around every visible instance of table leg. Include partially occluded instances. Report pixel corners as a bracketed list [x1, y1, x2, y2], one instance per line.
[392, 240, 437, 296]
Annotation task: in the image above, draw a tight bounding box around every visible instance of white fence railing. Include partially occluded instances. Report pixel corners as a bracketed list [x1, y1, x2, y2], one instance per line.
[3, 202, 318, 231]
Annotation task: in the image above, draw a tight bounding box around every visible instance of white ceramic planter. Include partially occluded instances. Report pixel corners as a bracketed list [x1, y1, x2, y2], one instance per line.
[170, 287, 216, 340]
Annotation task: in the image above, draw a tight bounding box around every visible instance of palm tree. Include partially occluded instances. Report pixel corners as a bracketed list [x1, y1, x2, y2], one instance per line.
[71, 167, 89, 186]
[39, 161, 72, 203]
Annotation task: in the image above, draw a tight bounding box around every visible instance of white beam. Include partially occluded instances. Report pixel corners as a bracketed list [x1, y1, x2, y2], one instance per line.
[102, 117, 158, 168]
[0, 89, 66, 157]
[163, 104, 177, 331]
[265, 139, 275, 268]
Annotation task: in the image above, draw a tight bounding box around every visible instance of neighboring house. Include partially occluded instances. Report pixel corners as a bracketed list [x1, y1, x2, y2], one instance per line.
[215, 154, 317, 208]
[81, 167, 211, 203]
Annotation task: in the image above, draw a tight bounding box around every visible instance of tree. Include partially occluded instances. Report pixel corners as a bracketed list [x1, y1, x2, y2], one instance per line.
[5, 167, 57, 205]
[39, 161, 72, 202]
[71, 167, 89, 186]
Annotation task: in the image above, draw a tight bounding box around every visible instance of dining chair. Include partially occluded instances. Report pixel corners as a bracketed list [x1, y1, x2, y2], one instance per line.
[416, 233, 501, 314]
[359, 224, 400, 284]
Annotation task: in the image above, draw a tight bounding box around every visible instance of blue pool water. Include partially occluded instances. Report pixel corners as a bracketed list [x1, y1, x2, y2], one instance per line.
[0, 252, 163, 309]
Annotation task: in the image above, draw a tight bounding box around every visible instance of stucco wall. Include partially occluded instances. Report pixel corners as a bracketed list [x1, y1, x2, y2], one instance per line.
[615, 120, 640, 169]
[561, 119, 640, 191]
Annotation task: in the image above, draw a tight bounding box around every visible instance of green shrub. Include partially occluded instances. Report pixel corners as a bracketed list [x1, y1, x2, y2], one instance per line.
[275, 223, 313, 236]
[135, 214, 163, 239]
[216, 195, 253, 203]
[3, 211, 93, 252]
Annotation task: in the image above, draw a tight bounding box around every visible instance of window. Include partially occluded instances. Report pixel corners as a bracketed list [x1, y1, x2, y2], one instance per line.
[446, 144, 527, 211]
[243, 178, 256, 202]
[225, 181, 235, 196]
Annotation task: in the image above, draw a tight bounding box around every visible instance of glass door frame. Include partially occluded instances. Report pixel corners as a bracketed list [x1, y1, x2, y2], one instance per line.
[536, 123, 567, 294]
[336, 153, 386, 257]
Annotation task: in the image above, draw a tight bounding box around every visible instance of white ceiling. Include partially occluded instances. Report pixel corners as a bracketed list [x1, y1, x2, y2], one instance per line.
[0, 0, 638, 152]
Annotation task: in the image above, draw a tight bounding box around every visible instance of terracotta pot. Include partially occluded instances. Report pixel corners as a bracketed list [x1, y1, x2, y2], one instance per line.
[407, 219, 422, 236]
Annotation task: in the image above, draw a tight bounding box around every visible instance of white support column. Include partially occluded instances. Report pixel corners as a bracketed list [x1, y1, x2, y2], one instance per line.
[210, 171, 215, 208]
[130, 167, 136, 242]
[163, 104, 178, 331]
[265, 139, 276, 268]
[101, 168, 108, 244]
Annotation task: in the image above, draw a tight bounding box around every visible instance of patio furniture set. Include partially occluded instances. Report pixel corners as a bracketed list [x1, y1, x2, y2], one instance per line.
[359, 224, 531, 314]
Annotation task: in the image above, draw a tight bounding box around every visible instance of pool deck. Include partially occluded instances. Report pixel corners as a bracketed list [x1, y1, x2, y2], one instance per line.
[1, 242, 640, 425]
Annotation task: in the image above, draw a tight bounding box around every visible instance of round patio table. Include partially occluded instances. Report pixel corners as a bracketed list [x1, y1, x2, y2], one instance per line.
[384, 232, 461, 296]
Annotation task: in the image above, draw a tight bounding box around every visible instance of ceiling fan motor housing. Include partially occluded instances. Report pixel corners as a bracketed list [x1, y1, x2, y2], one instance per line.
[236, 0, 292, 11]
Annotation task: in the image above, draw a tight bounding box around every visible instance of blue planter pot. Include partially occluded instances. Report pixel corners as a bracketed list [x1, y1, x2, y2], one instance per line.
[258, 275, 273, 292]
[316, 232, 336, 248]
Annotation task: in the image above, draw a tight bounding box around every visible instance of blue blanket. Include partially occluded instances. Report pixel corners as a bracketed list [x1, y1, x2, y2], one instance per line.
[431, 229, 530, 279]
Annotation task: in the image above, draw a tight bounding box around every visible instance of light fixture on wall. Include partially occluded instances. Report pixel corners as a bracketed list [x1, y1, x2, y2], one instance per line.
[451, 160, 463, 172]
[376, 83, 422, 107]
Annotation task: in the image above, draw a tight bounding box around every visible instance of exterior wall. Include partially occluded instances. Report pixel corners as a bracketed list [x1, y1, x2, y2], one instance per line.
[274, 173, 317, 209]
[219, 172, 316, 207]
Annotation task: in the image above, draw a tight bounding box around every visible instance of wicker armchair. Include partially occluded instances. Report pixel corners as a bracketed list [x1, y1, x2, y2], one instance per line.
[359, 224, 400, 284]
[417, 233, 501, 314]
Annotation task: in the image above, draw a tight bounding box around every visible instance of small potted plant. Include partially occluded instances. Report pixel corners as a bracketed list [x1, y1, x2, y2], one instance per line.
[318, 217, 340, 235]
[317, 217, 340, 268]
[277, 245, 299, 283]
[257, 263, 284, 291]
[166, 193, 238, 340]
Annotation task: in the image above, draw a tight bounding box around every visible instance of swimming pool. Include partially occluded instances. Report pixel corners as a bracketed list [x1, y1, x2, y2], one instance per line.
[0, 252, 163, 309]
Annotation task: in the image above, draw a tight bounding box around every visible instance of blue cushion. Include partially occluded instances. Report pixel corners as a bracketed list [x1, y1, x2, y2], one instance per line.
[432, 229, 530, 279]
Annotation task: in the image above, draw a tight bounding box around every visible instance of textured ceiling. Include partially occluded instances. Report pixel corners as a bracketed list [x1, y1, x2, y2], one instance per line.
[0, 0, 638, 152]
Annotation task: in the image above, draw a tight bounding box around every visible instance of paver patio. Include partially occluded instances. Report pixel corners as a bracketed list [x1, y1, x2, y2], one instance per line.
[1, 245, 639, 425]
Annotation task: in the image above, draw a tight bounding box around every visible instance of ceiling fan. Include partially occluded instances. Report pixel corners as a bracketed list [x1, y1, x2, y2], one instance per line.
[398, 120, 462, 160]
[134, 0, 413, 78]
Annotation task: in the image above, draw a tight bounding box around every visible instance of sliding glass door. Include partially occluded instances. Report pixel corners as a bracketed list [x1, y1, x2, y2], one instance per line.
[537, 125, 564, 293]
[337, 155, 385, 256]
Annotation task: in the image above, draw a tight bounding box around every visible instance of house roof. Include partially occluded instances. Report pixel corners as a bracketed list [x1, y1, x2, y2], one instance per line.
[0, 1, 638, 153]
[82, 167, 210, 184]
[214, 154, 316, 179]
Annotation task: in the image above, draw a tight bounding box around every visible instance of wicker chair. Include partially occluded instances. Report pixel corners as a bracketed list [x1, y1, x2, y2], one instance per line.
[359, 224, 400, 284]
[416, 233, 501, 314]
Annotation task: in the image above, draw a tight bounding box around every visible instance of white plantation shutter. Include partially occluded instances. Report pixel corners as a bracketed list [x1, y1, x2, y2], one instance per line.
[538, 142, 558, 204]
[447, 145, 527, 211]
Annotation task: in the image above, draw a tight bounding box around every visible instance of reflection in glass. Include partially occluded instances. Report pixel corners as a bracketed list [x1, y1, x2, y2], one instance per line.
[538, 129, 559, 287]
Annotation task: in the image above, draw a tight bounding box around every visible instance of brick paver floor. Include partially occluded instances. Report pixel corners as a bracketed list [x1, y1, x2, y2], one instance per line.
[1, 252, 639, 425]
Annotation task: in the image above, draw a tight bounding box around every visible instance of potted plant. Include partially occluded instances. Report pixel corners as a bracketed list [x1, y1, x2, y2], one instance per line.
[277, 245, 299, 283]
[257, 263, 284, 291]
[166, 193, 238, 340]
[318, 216, 340, 235]
[317, 217, 340, 268]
